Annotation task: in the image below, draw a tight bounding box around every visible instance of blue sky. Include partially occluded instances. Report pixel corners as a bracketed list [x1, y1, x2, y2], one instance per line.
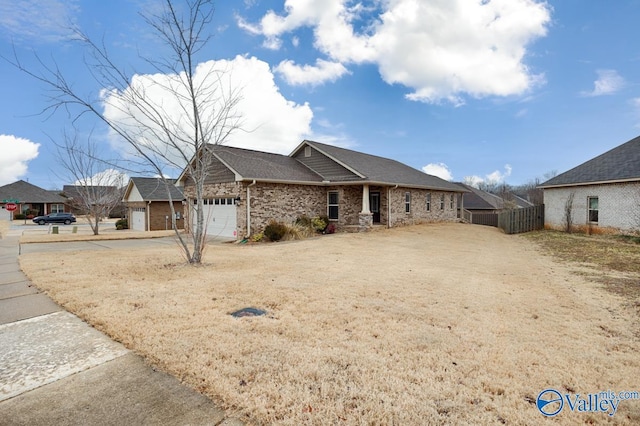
[1, 0, 640, 190]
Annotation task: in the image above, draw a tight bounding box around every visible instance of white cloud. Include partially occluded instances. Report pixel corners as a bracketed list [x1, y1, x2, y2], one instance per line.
[74, 169, 129, 187]
[422, 163, 453, 181]
[0, 0, 79, 43]
[0, 135, 40, 186]
[463, 164, 512, 188]
[581, 69, 625, 97]
[102, 55, 314, 168]
[275, 59, 350, 86]
[463, 175, 484, 188]
[239, 0, 550, 103]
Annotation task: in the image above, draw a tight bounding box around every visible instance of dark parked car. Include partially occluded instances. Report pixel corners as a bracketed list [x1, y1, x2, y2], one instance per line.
[32, 213, 77, 225]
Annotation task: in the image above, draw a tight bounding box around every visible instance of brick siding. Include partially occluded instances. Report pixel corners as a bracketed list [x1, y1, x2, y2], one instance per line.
[389, 188, 458, 227]
[544, 182, 640, 233]
[182, 181, 461, 238]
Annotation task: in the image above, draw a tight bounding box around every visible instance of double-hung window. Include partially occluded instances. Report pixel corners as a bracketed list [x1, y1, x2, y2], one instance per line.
[588, 197, 598, 223]
[450, 194, 454, 209]
[440, 194, 445, 210]
[405, 192, 411, 213]
[328, 191, 339, 220]
[426, 193, 431, 211]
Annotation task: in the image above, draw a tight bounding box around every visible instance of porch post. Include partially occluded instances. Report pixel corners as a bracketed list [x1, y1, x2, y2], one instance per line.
[358, 184, 373, 231]
[360, 184, 371, 214]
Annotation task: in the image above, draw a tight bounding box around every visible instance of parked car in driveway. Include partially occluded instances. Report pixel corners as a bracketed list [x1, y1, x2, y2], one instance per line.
[32, 213, 77, 225]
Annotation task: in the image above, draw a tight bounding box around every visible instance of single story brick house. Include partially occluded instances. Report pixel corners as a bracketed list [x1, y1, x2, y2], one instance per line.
[122, 177, 185, 231]
[539, 135, 640, 233]
[176, 140, 467, 239]
[0, 180, 69, 221]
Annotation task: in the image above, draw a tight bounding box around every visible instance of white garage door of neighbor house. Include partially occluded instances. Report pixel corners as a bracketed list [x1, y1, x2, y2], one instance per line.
[131, 208, 146, 231]
[0, 207, 10, 221]
[199, 198, 237, 238]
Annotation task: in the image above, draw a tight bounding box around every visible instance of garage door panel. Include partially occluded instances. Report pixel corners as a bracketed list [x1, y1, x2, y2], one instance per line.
[131, 210, 145, 231]
[192, 198, 237, 238]
[205, 205, 236, 238]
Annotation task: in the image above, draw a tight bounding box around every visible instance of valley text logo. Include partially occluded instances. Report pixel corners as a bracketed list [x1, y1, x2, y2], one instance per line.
[537, 388, 639, 417]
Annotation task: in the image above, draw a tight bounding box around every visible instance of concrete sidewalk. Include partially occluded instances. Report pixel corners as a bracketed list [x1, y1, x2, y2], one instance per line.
[0, 234, 244, 426]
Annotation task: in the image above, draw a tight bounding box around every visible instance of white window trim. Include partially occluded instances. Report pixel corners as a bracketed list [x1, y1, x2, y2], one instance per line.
[587, 196, 599, 223]
[405, 192, 411, 214]
[328, 191, 339, 221]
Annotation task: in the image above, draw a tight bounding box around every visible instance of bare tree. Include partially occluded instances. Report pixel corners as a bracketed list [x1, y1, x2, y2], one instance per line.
[512, 171, 560, 205]
[563, 192, 575, 233]
[8, 0, 242, 263]
[55, 132, 125, 235]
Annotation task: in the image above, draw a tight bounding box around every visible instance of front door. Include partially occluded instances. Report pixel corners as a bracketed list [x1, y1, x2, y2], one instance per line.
[370, 192, 380, 223]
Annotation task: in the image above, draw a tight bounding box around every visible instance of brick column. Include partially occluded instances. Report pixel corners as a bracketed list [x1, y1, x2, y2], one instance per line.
[358, 212, 373, 231]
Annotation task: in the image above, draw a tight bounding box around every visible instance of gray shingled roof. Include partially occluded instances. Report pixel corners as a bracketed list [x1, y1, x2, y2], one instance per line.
[540, 135, 640, 188]
[457, 184, 504, 210]
[0, 180, 67, 203]
[185, 142, 466, 192]
[129, 177, 184, 201]
[211, 146, 325, 182]
[300, 140, 465, 191]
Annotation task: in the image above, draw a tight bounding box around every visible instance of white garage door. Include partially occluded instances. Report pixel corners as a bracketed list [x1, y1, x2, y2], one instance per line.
[131, 208, 146, 231]
[196, 198, 237, 238]
[0, 207, 10, 221]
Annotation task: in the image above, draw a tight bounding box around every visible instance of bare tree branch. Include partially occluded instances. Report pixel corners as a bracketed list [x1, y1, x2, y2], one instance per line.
[5, 0, 242, 264]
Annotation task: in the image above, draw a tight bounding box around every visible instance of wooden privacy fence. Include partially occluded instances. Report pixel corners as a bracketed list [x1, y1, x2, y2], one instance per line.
[498, 205, 545, 234]
[469, 212, 498, 227]
[465, 205, 545, 234]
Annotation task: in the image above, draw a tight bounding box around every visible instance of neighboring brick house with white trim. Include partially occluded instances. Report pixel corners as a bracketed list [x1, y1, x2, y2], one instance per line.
[122, 177, 185, 231]
[177, 140, 467, 239]
[539, 135, 640, 233]
[0, 180, 69, 220]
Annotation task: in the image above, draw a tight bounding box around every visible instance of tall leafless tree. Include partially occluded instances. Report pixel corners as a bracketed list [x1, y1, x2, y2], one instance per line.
[8, 0, 242, 263]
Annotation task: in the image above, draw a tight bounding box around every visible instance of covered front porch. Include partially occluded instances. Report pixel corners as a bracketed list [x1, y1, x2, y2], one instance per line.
[329, 183, 462, 232]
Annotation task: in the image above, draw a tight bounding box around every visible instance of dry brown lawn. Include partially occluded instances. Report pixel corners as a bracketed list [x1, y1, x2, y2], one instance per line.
[20, 223, 640, 425]
[19, 229, 177, 244]
[0, 220, 9, 238]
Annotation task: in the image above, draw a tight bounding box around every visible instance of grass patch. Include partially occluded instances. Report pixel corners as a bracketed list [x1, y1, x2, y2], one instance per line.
[524, 230, 640, 315]
[524, 230, 640, 274]
[0, 220, 9, 238]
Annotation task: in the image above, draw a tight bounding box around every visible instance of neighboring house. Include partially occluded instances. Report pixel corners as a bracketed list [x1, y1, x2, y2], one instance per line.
[62, 185, 126, 218]
[176, 140, 467, 239]
[457, 183, 534, 214]
[0, 180, 68, 221]
[539, 135, 640, 233]
[122, 177, 185, 231]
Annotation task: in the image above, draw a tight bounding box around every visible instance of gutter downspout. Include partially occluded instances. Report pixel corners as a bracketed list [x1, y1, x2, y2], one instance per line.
[147, 200, 152, 232]
[246, 180, 256, 237]
[388, 185, 398, 228]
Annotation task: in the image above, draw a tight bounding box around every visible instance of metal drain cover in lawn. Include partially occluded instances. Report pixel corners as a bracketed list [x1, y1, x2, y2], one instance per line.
[231, 307, 266, 318]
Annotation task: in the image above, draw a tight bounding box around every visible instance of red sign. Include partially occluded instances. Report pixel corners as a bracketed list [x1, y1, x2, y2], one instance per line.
[5, 203, 17, 212]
